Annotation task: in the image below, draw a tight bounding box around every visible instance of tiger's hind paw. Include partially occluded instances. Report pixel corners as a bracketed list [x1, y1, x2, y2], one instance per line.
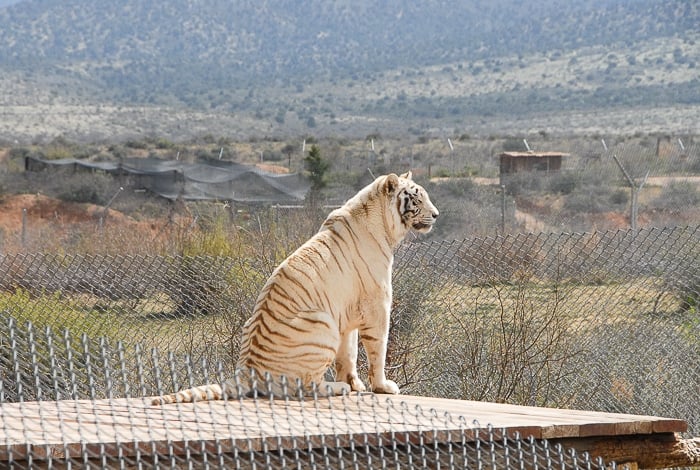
[318, 381, 351, 396]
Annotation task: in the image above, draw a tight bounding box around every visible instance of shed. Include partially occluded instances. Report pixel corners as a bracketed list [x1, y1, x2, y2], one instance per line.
[499, 151, 568, 175]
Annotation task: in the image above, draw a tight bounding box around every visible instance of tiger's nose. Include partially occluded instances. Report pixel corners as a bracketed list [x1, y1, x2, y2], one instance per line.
[432, 210, 439, 219]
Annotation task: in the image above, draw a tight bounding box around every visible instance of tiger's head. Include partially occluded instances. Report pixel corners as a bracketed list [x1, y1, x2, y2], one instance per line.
[384, 171, 439, 234]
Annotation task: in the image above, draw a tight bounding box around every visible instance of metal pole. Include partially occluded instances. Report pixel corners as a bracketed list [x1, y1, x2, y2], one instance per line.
[630, 171, 649, 232]
[100, 187, 124, 230]
[501, 185, 506, 234]
[630, 188, 637, 232]
[611, 154, 648, 232]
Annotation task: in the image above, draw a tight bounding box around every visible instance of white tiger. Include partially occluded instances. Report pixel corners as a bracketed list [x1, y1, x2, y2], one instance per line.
[152, 171, 438, 404]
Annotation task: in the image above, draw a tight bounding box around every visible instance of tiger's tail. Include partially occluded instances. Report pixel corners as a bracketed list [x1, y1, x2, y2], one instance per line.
[151, 384, 225, 405]
[151, 369, 353, 406]
[150, 369, 285, 406]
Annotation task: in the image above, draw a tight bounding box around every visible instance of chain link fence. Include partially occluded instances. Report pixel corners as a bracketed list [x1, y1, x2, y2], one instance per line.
[391, 226, 699, 420]
[0, 223, 698, 467]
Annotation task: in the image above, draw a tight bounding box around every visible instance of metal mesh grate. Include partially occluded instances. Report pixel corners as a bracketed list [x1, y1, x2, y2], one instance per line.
[0, 318, 612, 469]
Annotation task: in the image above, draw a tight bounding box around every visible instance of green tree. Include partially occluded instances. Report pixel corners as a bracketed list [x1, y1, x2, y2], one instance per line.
[303, 144, 329, 192]
[303, 144, 329, 210]
[281, 143, 297, 168]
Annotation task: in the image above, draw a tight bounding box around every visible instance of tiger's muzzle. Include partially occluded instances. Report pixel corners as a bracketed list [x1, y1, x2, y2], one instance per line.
[412, 210, 439, 232]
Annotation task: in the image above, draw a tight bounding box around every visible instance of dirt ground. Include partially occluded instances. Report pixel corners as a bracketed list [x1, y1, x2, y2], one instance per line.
[0, 194, 165, 253]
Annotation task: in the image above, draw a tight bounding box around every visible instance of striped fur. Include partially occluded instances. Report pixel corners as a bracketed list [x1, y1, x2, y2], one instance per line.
[152, 171, 438, 405]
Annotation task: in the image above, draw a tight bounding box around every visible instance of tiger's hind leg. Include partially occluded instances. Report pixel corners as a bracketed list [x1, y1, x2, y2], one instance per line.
[335, 329, 367, 392]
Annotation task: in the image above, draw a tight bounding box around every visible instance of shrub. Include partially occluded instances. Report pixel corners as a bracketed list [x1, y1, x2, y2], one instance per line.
[502, 138, 527, 152]
[653, 182, 700, 211]
[563, 189, 609, 214]
[62, 185, 102, 204]
[261, 150, 283, 162]
[609, 189, 629, 205]
[155, 138, 175, 149]
[503, 172, 544, 196]
[57, 172, 115, 205]
[677, 276, 699, 313]
[391, 271, 579, 406]
[9, 147, 33, 160]
[548, 172, 578, 195]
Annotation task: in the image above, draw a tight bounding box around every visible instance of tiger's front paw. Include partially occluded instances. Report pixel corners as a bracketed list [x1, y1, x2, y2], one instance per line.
[372, 379, 400, 394]
[348, 375, 367, 392]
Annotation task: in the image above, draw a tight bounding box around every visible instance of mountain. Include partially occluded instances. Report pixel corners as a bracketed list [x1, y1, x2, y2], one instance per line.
[0, 0, 698, 141]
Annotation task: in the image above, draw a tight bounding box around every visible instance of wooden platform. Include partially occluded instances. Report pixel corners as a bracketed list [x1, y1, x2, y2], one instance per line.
[0, 393, 695, 468]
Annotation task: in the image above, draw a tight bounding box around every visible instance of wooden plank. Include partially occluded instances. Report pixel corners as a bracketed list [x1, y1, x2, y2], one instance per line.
[373, 395, 687, 438]
[0, 393, 688, 462]
[553, 435, 700, 469]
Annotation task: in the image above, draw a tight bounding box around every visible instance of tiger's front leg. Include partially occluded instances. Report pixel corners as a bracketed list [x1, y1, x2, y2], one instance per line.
[335, 329, 367, 392]
[360, 302, 399, 395]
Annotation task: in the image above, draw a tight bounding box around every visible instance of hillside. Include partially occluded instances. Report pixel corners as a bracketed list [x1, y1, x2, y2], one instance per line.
[0, 0, 698, 142]
[1, 0, 696, 84]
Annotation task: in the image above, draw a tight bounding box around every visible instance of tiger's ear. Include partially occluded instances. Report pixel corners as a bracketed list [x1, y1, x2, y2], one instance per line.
[399, 170, 413, 180]
[384, 173, 400, 195]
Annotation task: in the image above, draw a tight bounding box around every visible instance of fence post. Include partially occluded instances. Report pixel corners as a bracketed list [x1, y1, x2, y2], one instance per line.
[21, 208, 27, 248]
[611, 154, 649, 232]
[99, 187, 124, 231]
[500, 185, 506, 234]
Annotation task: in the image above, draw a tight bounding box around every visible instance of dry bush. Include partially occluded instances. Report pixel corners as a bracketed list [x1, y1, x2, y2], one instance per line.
[444, 277, 578, 406]
[390, 271, 580, 406]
